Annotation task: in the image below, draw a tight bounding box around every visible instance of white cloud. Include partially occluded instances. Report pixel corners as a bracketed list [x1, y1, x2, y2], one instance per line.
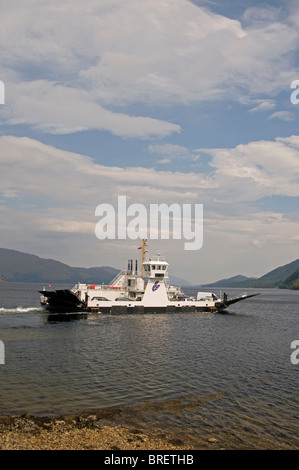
[268, 111, 296, 122]
[0, 134, 299, 281]
[248, 99, 276, 113]
[242, 6, 282, 26]
[77, 1, 298, 105]
[1, 135, 299, 214]
[201, 136, 299, 201]
[148, 143, 200, 163]
[1, 2, 299, 282]
[4, 81, 180, 138]
[0, 0, 298, 137]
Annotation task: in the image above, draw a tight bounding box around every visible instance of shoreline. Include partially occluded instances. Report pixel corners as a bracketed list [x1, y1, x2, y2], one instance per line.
[0, 407, 295, 450]
[0, 409, 199, 451]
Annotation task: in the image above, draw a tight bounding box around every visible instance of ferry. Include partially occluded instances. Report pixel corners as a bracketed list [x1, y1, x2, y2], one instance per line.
[39, 240, 259, 314]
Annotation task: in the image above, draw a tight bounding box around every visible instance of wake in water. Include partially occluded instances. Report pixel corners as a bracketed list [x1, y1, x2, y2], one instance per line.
[0, 306, 44, 314]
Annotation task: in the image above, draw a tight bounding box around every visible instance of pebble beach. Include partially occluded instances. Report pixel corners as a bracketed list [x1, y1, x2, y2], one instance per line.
[0, 410, 197, 451]
[0, 407, 292, 451]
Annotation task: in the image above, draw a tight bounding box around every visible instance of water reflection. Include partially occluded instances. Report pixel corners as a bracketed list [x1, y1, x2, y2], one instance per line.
[45, 313, 89, 323]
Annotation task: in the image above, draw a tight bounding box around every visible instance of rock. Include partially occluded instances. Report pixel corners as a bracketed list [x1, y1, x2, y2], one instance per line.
[54, 420, 66, 426]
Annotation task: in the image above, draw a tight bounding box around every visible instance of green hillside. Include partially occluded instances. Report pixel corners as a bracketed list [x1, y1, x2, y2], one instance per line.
[201, 275, 257, 288]
[0, 248, 119, 284]
[281, 268, 299, 290]
[250, 259, 299, 288]
[201, 258, 299, 289]
[0, 248, 191, 286]
[1, 247, 299, 289]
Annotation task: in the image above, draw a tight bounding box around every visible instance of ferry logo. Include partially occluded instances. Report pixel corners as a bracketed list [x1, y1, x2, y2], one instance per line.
[152, 281, 160, 292]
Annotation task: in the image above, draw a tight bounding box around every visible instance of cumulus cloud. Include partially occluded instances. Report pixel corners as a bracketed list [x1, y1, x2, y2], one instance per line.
[0, 136, 211, 211]
[268, 111, 296, 122]
[148, 143, 200, 164]
[248, 99, 276, 113]
[1, 1, 299, 281]
[3, 81, 181, 138]
[2, 135, 299, 211]
[200, 136, 299, 201]
[0, 135, 299, 275]
[77, 2, 297, 104]
[0, 0, 298, 137]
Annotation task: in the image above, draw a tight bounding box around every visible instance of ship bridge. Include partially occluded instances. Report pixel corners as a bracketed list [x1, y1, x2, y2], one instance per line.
[142, 255, 169, 279]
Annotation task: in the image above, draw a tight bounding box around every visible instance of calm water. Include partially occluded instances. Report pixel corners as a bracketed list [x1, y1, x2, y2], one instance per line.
[0, 282, 298, 449]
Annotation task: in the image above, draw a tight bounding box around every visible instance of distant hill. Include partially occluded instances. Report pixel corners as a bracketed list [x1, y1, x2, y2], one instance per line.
[0, 247, 191, 286]
[250, 259, 299, 288]
[202, 259, 299, 289]
[0, 248, 119, 284]
[201, 275, 256, 288]
[168, 274, 192, 286]
[1, 247, 298, 289]
[280, 268, 299, 290]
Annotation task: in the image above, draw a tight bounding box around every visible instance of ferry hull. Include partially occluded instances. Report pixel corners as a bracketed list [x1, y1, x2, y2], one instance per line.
[40, 289, 258, 314]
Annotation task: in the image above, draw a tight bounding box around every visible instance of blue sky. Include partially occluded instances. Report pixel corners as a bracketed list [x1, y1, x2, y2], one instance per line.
[0, 0, 299, 284]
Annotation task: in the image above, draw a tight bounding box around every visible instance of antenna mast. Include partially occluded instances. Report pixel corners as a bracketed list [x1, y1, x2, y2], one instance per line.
[139, 239, 148, 275]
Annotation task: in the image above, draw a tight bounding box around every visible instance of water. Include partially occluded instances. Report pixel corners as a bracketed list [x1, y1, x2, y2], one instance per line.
[0, 282, 298, 449]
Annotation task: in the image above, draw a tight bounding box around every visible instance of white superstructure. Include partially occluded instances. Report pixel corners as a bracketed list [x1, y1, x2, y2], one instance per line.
[40, 240, 258, 313]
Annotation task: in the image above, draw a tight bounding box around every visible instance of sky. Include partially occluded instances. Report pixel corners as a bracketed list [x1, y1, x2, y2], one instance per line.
[0, 0, 299, 284]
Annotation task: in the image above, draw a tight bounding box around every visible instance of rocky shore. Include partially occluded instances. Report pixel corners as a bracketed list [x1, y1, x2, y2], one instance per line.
[0, 405, 292, 450]
[0, 409, 200, 451]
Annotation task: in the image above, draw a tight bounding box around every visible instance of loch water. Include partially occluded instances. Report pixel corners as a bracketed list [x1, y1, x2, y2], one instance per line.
[0, 282, 298, 449]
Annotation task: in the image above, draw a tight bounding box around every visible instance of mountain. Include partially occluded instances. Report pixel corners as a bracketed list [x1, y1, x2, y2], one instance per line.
[0, 248, 119, 284]
[250, 259, 299, 288]
[201, 259, 299, 289]
[0, 247, 192, 286]
[201, 275, 257, 288]
[280, 268, 299, 290]
[168, 274, 193, 286]
[1, 247, 298, 289]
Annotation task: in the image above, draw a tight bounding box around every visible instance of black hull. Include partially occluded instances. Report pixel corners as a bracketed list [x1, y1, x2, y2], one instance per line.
[39, 289, 85, 313]
[217, 293, 260, 311]
[42, 305, 218, 314]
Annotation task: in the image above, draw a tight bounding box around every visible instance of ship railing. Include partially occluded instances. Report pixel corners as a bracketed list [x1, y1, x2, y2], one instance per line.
[234, 292, 247, 298]
[145, 255, 166, 262]
[109, 270, 127, 286]
[227, 292, 248, 300]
